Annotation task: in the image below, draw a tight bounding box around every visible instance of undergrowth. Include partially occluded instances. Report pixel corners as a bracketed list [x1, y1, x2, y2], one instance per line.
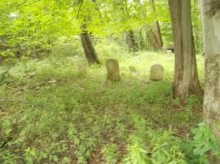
[0, 47, 219, 163]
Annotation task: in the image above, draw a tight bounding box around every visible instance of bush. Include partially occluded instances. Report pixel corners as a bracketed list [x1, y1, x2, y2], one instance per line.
[182, 122, 220, 164]
[95, 38, 128, 61]
[51, 36, 84, 57]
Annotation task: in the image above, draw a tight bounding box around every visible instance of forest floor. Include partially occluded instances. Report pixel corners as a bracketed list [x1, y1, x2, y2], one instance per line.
[0, 51, 210, 163]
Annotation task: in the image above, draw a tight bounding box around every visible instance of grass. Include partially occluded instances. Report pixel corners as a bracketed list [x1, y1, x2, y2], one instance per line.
[1, 46, 217, 163]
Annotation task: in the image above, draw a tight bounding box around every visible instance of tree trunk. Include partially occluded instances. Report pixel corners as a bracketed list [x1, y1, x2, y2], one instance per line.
[151, 0, 163, 48]
[153, 21, 163, 48]
[78, 0, 100, 65]
[201, 0, 220, 140]
[146, 0, 163, 51]
[126, 30, 138, 52]
[80, 30, 100, 65]
[138, 28, 145, 50]
[168, 0, 203, 104]
[123, 0, 139, 52]
[146, 26, 162, 50]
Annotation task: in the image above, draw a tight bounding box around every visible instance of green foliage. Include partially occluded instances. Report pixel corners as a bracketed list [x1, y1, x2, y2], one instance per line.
[102, 144, 119, 164]
[0, 51, 205, 163]
[149, 131, 186, 164]
[123, 115, 186, 164]
[123, 136, 151, 164]
[191, 0, 203, 54]
[0, 0, 209, 162]
[182, 122, 220, 164]
[51, 36, 83, 57]
[95, 38, 128, 60]
[187, 95, 203, 106]
[0, 0, 174, 61]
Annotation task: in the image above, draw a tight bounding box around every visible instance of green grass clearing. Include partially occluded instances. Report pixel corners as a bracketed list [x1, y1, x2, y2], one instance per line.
[1, 52, 218, 163]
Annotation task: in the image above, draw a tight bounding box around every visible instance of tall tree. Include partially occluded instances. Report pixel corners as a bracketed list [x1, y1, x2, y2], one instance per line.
[168, 0, 203, 103]
[125, 30, 138, 52]
[80, 27, 100, 65]
[78, 0, 100, 65]
[201, 0, 220, 139]
[146, 0, 163, 50]
[123, 0, 139, 52]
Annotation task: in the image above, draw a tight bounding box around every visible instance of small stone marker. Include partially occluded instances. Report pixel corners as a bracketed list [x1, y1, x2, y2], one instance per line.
[150, 64, 164, 81]
[106, 59, 120, 81]
[129, 66, 136, 73]
[77, 63, 87, 77]
[129, 66, 137, 76]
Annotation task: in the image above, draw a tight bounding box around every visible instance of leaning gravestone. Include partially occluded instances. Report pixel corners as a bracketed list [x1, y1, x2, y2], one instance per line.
[106, 59, 120, 81]
[150, 64, 164, 81]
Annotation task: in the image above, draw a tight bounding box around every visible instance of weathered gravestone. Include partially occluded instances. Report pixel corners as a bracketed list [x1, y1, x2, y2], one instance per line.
[129, 66, 136, 73]
[129, 66, 138, 76]
[77, 63, 87, 77]
[150, 64, 164, 81]
[106, 59, 120, 81]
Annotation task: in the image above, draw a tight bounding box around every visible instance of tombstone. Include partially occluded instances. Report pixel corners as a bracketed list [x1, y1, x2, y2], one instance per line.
[129, 66, 137, 76]
[106, 59, 120, 81]
[77, 63, 87, 77]
[150, 64, 164, 81]
[129, 66, 136, 73]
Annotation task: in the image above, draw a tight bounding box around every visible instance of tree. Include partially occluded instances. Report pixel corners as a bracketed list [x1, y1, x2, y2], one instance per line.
[80, 25, 100, 65]
[146, 0, 163, 50]
[191, 0, 203, 54]
[0, 0, 57, 59]
[77, 0, 100, 65]
[201, 0, 220, 139]
[124, 0, 139, 52]
[168, 0, 203, 103]
[125, 30, 139, 52]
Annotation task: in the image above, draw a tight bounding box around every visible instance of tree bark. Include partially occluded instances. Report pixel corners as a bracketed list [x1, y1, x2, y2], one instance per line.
[146, 0, 163, 51]
[153, 21, 163, 48]
[80, 30, 100, 65]
[123, 0, 139, 52]
[151, 0, 163, 48]
[146, 25, 162, 50]
[201, 0, 220, 139]
[126, 30, 138, 52]
[138, 28, 145, 50]
[78, 0, 100, 65]
[168, 0, 203, 104]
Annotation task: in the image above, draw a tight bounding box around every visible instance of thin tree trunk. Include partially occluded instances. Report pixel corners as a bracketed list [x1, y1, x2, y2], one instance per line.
[146, 26, 161, 50]
[124, 0, 139, 52]
[153, 21, 163, 48]
[126, 30, 138, 52]
[146, 0, 163, 50]
[169, 0, 203, 104]
[80, 28, 100, 65]
[78, 0, 100, 65]
[201, 0, 220, 141]
[138, 28, 145, 50]
[151, 0, 163, 48]
[133, 0, 147, 50]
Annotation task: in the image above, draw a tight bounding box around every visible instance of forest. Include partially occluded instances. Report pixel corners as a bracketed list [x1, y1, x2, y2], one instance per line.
[0, 0, 220, 163]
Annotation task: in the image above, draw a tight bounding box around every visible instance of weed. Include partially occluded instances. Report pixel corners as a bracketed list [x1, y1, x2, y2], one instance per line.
[0, 49, 205, 163]
[182, 122, 220, 164]
[102, 143, 119, 164]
